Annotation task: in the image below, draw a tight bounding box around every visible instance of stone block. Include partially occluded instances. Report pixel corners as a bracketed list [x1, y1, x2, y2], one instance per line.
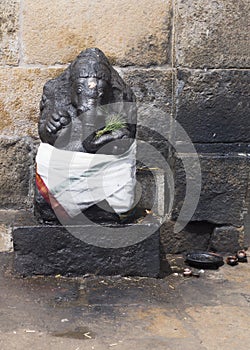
[136, 143, 170, 216]
[0, 67, 64, 138]
[175, 70, 250, 143]
[160, 220, 213, 254]
[136, 168, 165, 217]
[171, 153, 249, 226]
[244, 202, 250, 248]
[122, 68, 173, 142]
[209, 226, 244, 253]
[137, 140, 169, 168]
[122, 68, 173, 112]
[193, 143, 250, 155]
[0, 224, 12, 252]
[0, 0, 19, 65]
[175, 0, 250, 68]
[22, 0, 171, 66]
[0, 138, 33, 209]
[13, 223, 161, 277]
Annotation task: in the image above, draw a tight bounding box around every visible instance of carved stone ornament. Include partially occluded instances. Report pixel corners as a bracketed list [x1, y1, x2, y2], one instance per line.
[34, 48, 137, 225]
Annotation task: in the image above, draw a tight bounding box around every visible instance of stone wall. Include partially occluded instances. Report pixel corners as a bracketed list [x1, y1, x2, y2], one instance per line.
[0, 0, 249, 253]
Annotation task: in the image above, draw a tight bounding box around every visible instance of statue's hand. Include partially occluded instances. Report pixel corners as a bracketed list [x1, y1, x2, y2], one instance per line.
[83, 127, 131, 154]
[94, 128, 130, 145]
[45, 110, 71, 134]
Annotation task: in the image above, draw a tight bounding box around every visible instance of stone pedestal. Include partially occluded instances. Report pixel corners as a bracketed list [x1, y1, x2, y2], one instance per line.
[13, 219, 161, 278]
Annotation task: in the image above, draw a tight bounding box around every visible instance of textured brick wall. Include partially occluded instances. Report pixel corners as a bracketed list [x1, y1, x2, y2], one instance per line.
[0, 0, 249, 252]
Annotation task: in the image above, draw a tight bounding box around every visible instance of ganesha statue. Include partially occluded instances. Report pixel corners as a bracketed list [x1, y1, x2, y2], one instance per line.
[34, 48, 137, 224]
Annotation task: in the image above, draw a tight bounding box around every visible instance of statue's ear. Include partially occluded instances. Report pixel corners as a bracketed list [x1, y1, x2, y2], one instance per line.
[39, 80, 55, 113]
[109, 67, 136, 103]
[110, 67, 126, 95]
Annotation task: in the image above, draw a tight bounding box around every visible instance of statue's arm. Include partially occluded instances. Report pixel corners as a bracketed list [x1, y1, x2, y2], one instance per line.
[38, 91, 71, 145]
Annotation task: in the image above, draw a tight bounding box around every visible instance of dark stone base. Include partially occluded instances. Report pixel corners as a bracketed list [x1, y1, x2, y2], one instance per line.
[209, 226, 244, 254]
[160, 220, 214, 254]
[13, 221, 161, 278]
[160, 220, 245, 254]
[171, 152, 249, 227]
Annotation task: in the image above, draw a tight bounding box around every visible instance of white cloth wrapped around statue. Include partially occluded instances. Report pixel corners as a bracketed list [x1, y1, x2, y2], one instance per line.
[36, 142, 136, 217]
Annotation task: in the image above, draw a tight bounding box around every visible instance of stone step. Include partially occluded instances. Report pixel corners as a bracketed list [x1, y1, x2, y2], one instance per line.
[13, 219, 161, 278]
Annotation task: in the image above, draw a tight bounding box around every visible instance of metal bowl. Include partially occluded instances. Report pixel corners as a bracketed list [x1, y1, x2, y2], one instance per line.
[185, 251, 224, 269]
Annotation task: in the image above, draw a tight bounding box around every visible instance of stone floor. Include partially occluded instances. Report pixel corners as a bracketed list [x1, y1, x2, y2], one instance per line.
[0, 251, 249, 350]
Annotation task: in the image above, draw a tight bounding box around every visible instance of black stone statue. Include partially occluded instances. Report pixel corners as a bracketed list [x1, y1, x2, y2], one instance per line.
[34, 48, 137, 224]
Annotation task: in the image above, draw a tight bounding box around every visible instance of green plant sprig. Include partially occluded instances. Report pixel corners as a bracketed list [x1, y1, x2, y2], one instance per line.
[95, 114, 126, 139]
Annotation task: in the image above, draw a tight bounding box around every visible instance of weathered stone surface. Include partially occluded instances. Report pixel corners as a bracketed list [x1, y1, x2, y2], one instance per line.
[193, 143, 250, 155]
[0, 68, 64, 138]
[137, 140, 169, 168]
[13, 224, 161, 277]
[160, 220, 213, 254]
[122, 68, 173, 142]
[176, 70, 250, 143]
[136, 144, 169, 216]
[0, 224, 12, 252]
[209, 226, 244, 253]
[171, 153, 249, 226]
[244, 201, 250, 248]
[136, 168, 165, 217]
[0, 209, 36, 226]
[123, 68, 173, 112]
[22, 0, 171, 66]
[0, 0, 19, 65]
[175, 0, 250, 68]
[0, 138, 33, 209]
